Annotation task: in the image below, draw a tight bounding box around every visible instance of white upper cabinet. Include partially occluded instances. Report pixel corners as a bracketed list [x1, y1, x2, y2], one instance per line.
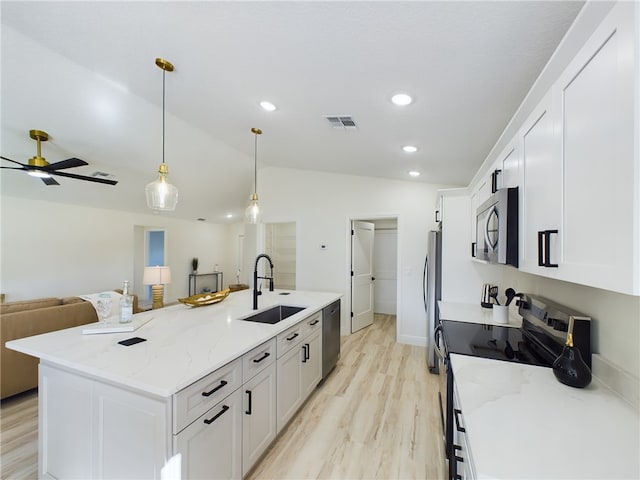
[551, 2, 638, 294]
[519, 90, 562, 275]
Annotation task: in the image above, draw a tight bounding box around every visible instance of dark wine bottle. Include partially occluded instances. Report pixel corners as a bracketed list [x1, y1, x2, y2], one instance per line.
[552, 316, 592, 388]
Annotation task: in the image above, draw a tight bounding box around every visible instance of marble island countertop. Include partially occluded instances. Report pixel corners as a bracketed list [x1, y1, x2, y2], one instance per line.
[450, 354, 640, 479]
[6, 289, 341, 398]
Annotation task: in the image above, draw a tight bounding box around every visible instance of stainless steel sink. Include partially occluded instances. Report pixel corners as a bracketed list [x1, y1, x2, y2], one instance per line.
[239, 305, 306, 324]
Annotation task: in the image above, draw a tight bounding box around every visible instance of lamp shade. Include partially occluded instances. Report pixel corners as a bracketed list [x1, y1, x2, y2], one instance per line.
[143, 266, 172, 285]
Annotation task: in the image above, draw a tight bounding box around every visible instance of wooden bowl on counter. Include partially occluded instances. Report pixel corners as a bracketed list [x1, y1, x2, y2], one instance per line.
[178, 288, 230, 307]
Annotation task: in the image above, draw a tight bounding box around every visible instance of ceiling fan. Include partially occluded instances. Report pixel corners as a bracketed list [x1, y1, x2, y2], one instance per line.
[0, 130, 118, 186]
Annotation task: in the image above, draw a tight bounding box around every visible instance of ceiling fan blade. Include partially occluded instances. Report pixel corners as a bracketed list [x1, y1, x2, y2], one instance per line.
[1, 155, 28, 167]
[51, 170, 118, 185]
[44, 157, 89, 171]
[42, 176, 60, 186]
[1, 166, 27, 170]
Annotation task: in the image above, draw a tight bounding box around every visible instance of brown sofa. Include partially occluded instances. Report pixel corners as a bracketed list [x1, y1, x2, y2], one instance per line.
[1, 292, 139, 399]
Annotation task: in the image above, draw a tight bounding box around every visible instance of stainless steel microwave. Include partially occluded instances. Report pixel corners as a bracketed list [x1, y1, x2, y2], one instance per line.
[475, 187, 519, 267]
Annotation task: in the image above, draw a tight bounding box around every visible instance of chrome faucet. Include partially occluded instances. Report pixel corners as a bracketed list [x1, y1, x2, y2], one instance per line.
[253, 253, 274, 310]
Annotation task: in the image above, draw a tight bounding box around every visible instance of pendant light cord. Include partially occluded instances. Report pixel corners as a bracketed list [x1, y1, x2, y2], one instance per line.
[162, 68, 166, 166]
[254, 132, 258, 193]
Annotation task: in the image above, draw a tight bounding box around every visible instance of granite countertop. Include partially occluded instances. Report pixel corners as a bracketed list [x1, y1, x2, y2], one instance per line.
[450, 353, 640, 479]
[438, 301, 523, 328]
[6, 289, 341, 398]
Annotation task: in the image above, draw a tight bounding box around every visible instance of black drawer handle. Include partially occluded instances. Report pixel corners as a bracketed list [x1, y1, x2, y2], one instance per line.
[471, 242, 477, 258]
[309, 319, 319, 326]
[453, 408, 466, 433]
[204, 405, 229, 425]
[301, 344, 308, 363]
[286, 333, 299, 341]
[252, 352, 270, 363]
[453, 444, 463, 463]
[202, 380, 227, 397]
[245, 390, 252, 415]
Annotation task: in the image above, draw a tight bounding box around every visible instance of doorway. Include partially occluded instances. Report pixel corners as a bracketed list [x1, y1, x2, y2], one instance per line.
[350, 217, 398, 334]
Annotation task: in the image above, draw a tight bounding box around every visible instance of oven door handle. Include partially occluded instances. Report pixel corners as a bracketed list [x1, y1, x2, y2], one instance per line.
[434, 324, 446, 360]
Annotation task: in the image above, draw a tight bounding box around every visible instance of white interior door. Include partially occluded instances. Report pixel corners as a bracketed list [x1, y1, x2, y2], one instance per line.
[351, 220, 374, 333]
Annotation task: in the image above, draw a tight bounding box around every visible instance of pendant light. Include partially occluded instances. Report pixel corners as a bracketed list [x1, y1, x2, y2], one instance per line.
[146, 58, 178, 211]
[245, 127, 262, 224]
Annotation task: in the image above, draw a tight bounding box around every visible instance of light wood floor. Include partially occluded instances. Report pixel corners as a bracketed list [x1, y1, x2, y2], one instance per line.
[0, 314, 446, 479]
[0, 388, 38, 479]
[248, 314, 447, 479]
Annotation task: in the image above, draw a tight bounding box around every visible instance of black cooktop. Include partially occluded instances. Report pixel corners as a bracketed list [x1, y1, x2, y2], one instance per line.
[441, 320, 553, 367]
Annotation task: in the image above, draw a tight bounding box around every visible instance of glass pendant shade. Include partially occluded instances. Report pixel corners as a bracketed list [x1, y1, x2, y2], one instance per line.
[245, 193, 261, 224]
[146, 165, 178, 211]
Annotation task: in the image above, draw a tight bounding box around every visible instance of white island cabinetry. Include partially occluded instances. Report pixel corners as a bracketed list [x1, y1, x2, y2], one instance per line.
[276, 311, 322, 433]
[7, 289, 341, 480]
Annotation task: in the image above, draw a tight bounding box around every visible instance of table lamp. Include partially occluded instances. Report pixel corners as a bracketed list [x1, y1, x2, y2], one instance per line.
[143, 265, 171, 309]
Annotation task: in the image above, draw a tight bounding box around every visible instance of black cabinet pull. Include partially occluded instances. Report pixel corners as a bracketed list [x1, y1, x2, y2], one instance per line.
[286, 333, 299, 341]
[471, 242, 477, 258]
[252, 352, 270, 363]
[204, 405, 229, 424]
[453, 444, 463, 463]
[309, 319, 319, 326]
[538, 230, 559, 268]
[301, 344, 308, 363]
[545, 230, 558, 267]
[453, 408, 466, 433]
[435, 210, 441, 223]
[491, 169, 502, 193]
[245, 390, 252, 415]
[537, 230, 545, 266]
[202, 380, 227, 397]
[305, 343, 310, 361]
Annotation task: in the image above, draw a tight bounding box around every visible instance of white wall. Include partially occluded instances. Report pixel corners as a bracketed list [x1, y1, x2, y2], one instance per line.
[502, 268, 640, 379]
[0, 196, 231, 303]
[254, 166, 450, 343]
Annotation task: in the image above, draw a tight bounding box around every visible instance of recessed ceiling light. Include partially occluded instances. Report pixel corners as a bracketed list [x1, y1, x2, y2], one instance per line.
[408, 170, 421, 177]
[402, 145, 418, 153]
[391, 93, 413, 106]
[225, 213, 233, 219]
[259, 101, 277, 112]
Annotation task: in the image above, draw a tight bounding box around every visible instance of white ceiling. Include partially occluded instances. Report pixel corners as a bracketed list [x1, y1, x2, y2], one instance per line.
[1, 1, 584, 223]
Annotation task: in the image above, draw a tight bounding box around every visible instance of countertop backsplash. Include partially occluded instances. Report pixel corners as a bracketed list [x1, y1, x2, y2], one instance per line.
[592, 354, 639, 410]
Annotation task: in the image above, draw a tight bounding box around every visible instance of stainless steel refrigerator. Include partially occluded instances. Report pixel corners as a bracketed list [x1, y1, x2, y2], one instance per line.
[423, 229, 442, 374]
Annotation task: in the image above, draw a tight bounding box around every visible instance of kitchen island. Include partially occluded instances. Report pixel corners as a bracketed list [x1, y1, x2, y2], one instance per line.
[7, 289, 341, 479]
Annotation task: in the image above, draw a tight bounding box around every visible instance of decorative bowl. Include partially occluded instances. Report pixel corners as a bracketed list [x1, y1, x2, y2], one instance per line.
[178, 288, 230, 307]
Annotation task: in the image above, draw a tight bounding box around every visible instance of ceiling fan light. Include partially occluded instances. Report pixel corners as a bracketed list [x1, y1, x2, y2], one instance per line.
[146, 170, 178, 211]
[27, 170, 52, 179]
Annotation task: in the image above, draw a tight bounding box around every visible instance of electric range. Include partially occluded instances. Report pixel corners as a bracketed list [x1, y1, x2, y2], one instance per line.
[437, 294, 592, 480]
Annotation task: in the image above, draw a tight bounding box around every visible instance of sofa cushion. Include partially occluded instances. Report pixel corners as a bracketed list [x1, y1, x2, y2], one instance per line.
[1, 301, 98, 399]
[0, 297, 62, 314]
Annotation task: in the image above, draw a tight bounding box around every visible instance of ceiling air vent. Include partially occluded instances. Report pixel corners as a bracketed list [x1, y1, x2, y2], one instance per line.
[325, 116, 357, 130]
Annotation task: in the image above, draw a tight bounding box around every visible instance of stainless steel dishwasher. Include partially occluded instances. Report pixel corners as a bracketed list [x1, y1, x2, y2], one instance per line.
[322, 299, 341, 379]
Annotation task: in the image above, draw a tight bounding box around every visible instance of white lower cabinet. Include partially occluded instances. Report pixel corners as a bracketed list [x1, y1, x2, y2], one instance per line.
[301, 329, 322, 400]
[276, 314, 322, 434]
[242, 351, 277, 476]
[39, 363, 171, 480]
[276, 341, 304, 433]
[174, 388, 243, 480]
[452, 384, 475, 480]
